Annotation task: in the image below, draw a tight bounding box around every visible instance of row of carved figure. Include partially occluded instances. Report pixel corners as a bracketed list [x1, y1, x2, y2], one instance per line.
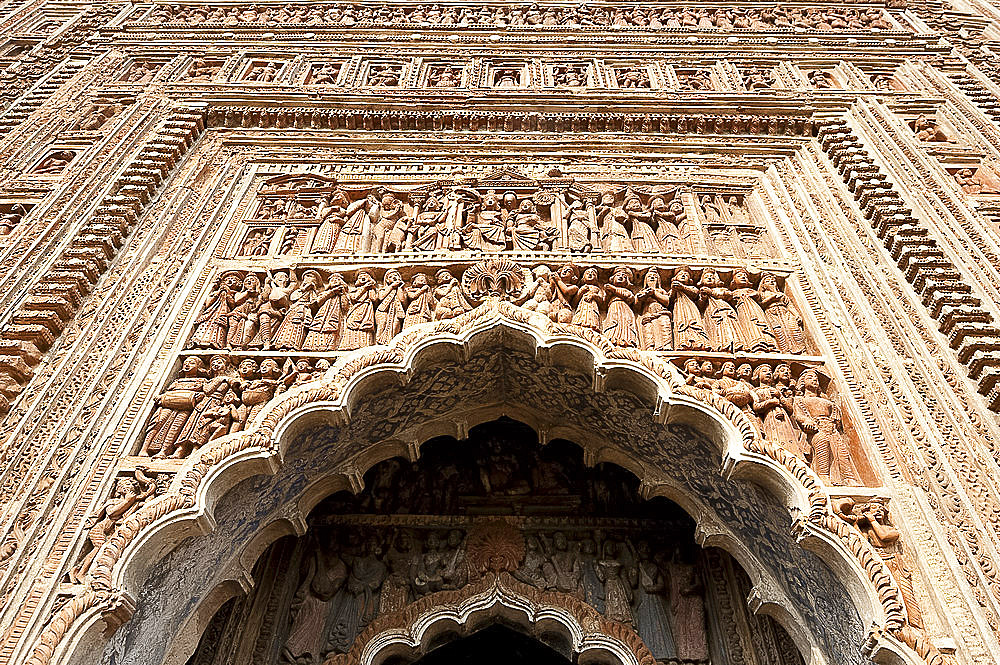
[188, 265, 806, 355]
[682, 360, 859, 486]
[242, 185, 762, 257]
[283, 526, 708, 663]
[144, 3, 896, 32]
[142, 355, 326, 458]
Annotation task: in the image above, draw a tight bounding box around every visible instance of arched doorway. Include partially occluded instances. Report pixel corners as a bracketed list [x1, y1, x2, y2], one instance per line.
[183, 419, 805, 665]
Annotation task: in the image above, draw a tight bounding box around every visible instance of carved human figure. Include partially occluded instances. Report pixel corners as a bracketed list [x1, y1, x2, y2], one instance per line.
[70, 468, 156, 582]
[551, 263, 580, 323]
[463, 191, 507, 252]
[414, 531, 448, 596]
[670, 267, 709, 350]
[793, 368, 859, 485]
[650, 196, 678, 252]
[429, 65, 461, 87]
[731, 269, 778, 352]
[836, 500, 922, 629]
[433, 269, 471, 320]
[752, 364, 806, 459]
[602, 266, 640, 348]
[335, 190, 379, 253]
[623, 195, 659, 253]
[411, 196, 447, 251]
[346, 539, 387, 625]
[273, 270, 322, 350]
[564, 194, 597, 252]
[516, 265, 558, 320]
[596, 540, 636, 625]
[633, 540, 676, 660]
[170, 354, 236, 458]
[309, 62, 341, 85]
[191, 272, 240, 348]
[699, 269, 741, 352]
[380, 531, 417, 613]
[249, 271, 294, 349]
[668, 548, 708, 661]
[311, 189, 351, 254]
[549, 532, 584, 597]
[636, 269, 672, 351]
[334, 271, 377, 350]
[757, 272, 805, 354]
[403, 273, 435, 328]
[597, 193, 633, 252]
[33, 150, 75, 174]
[142, 356, 207, 456]
[375, 269, 406, 344]
[683, 358, 712, 391]
[241, 358, 285, 424]
[283, 533, 349, 664]
[253, 61, 279, 82]
[572, 267, 605, 332]
[0, 203, 27, 234]
[227, 274, 262, 348]
[515, 535, 555, 589]
[441, 530, 468, 590]
[369, 193, 407, 254]
[509, 199, 555, 251]
[578, 538, 604, 613]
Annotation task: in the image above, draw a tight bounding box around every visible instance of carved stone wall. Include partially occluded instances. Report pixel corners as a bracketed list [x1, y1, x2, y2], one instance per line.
[3, 1, 1000, 665]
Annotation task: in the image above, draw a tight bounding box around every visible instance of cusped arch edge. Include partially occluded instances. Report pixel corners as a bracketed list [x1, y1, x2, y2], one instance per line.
[32, 299, 934, 665]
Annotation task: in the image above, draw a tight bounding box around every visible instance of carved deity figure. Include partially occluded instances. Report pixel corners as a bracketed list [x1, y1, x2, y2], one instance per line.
[564, 193, 597, 252]
[669, 548, 709, 661]
[596, 540, 636, 625]
[623, 194, 659, 253]
[912, 114, 951, 142]
[311, 189, 351, 254]
[249, 271, 294, 349]
[597, 193, 633, 252]
[191, 271, 241, 349]
[633, 540, 676, 660]
[793, 368, 859, 485]
[380, 531, 417, 613]
[339, 270, 378, 350]
[516, 265, 558, 320]
[433, 269, 471, 320]
[403, 273, 435, 328]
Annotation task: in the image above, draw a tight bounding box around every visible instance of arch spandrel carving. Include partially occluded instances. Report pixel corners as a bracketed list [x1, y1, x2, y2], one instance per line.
[34, 301, 936, 665]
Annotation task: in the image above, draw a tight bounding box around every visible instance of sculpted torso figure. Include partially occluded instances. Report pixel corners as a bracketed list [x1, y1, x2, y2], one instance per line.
[250, 271, 294, 349]
[752, 364, 805, 458]
[375, 269, 406, 344]
[670, 267, 709, 350]
[572, 267, 605, 332]
[698, 269, 741, 352]
[433, 269, 471, 321]
[338, 271, 378, 350]
[758, 272, 805, 354]
[730, 269, 777, 352]
[273, 271, 322, 350]
[636, 268, 672, 350]
[143, 356, 206, 457]
[793, 368, 859, 485]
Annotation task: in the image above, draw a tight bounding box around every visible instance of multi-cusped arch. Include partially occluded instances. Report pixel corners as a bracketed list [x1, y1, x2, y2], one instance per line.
[37, 300, 931, 665]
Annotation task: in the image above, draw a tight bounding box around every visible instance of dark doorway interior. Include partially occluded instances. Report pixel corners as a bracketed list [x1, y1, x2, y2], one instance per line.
[408, 624, 573, 665]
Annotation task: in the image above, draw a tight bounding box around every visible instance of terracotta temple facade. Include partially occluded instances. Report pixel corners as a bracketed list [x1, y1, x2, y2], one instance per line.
[6, 1, 1000, 664]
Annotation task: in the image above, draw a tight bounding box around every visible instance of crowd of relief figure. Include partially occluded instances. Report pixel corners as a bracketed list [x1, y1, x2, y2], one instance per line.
[187, 264, 803, 355]
[268, 426, 713, 665]
[235, 176, 770, 258]
[145, 3, 895, 32]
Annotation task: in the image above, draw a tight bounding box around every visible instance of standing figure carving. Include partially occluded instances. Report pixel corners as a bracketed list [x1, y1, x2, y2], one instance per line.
[597, 193, 633, 252]
[433, 269, 471, 320]
[758, 272, 806, 354]
[793, 368, 859, 485]
[283, 533, 348, 664]
[250, 271, 294, 349]
[551, 263, 580, 324]
[636, 268, 672, 350]
[752, 364, 806, 459]
[572, 267, 605, 332]
[670, 267, 709, 350]
[624, 194, 659, 253]
[603, 266, 640, 348]
[549, 532, 584, 598]
[669, 548, 709, 661]
[403, 273, 435, 328]
[191, 271, 241, 349]
[273, 270, 323, 350]
[375, 269, 406, 344]
[339, 270, 378, 350]
[311, 189, 350, 254]
[699, 269, 741, 352]
[227, 273, 262, 348]
[730, 269, 777, 352]
[142, 356, 207, 456]
[303, 273, 349, 351]
[596, 539, 636, 625]
[633, 540, 676, 661]
[380, 531, 417, 614]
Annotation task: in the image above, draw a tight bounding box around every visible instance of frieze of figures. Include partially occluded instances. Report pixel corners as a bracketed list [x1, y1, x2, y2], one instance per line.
[184, 264, 805, 355]
[140, 3, 898, 33]
[234, 173, 771, 259]
[682, 359, 863, 486]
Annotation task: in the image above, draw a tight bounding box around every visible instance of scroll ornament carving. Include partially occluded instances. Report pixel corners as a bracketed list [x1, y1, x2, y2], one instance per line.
[29, 295, 944, 665]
